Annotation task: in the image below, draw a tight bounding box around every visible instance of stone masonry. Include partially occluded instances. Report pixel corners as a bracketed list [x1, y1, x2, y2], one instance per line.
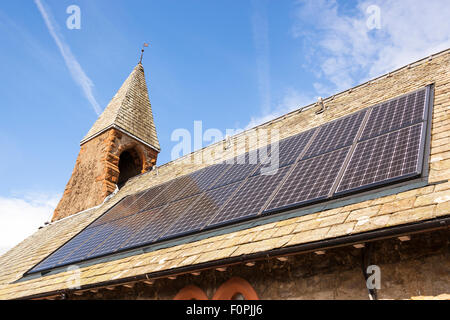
[52, 128, 158, 221]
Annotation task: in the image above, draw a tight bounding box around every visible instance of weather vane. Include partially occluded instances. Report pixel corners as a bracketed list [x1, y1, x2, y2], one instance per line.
[139, 43, 150, 64]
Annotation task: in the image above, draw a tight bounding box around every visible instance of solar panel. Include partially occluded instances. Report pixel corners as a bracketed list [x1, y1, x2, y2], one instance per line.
[360, 87, 427, 140]
[165, 181, 241, 238]
[212, 163, 257, 188]
[265, 147, 351, 213]
[210, 153, 260, 189]
[209, 166, 290, 226]
[303, 110, 366, 159]
[276, 128, 316, 168]
[112, 206, 164, 251]
[30, 225, 105, 272]
[100, 164, 229, 225]
[124, 195, 201, 248]
[57, 223, 121, 266]
[174, 163, 230, 200]
[90, 192, 144, 227]
[88, 209, 160, 258]
[142, 174, 193, 209]
[123, 182, 172, 217]
[336, 123, 425, 195]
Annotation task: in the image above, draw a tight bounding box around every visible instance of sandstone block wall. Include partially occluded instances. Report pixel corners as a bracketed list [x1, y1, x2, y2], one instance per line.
[68, 230, 448, 300]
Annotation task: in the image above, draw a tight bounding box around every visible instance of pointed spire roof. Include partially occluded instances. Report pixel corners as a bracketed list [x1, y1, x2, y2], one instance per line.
[81, 63, 160, 151]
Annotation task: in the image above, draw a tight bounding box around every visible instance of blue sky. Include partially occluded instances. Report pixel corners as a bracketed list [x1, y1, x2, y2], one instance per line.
[0, 0, 449, 253]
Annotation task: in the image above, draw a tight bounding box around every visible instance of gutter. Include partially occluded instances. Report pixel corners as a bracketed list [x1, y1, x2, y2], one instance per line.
[21, 215, 450, 300]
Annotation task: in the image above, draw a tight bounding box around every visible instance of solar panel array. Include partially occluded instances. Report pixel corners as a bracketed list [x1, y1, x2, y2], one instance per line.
[29, 86, 431, 274]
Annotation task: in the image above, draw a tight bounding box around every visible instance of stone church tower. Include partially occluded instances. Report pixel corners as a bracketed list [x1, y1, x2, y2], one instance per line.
[52, 62, 160, 221]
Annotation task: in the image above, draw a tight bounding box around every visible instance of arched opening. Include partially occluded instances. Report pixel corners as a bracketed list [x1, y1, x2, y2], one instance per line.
[173, 285, 208, 300]
[117, 148, 143, 187]
[231, 293, 245, 300]
[212, 277, 259, 300]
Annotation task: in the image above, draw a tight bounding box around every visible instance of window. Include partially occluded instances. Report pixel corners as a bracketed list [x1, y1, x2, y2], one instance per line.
[118, 148, 143, 187]
[212, 278, 259, 300]
[173, 285, 208, 300]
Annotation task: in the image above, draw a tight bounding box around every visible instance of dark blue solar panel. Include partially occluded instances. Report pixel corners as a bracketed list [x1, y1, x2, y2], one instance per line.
[155, 195, 203, 241]
[30, 225, 104, 272]
[210, 150, 266, 189]
[336, 123, 424, 195]
[58, 224, 118, 266]
[124, 182, 172, 216]
[124, 195, 201, 247]
[143, 175, 193, 209]
[91, 193, 144, 227]
[303, 110, 366, 159]
[265, 147, 351, 213]
[276, 128, 316, 168]
[360, 87, 427, 140]
[88, 210, 158, 258]
[165, 181, 241, 238]
[208, 166, 290, 226]
[113, 206, 163, 251]
[211, 163, 257, 188]
[174, 163, 230, 199]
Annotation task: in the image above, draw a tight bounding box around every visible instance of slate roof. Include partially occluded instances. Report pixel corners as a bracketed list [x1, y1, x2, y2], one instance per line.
[0, 49, 449, 299]
[81, 63, 160, 151]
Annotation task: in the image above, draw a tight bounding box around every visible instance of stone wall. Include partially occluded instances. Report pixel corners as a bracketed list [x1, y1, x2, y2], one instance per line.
[52, 128, 158, 221]
[69, 229, 449, 300]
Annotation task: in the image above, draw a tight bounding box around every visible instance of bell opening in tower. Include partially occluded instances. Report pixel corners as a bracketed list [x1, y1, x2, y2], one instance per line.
[118, 148, 143, 188]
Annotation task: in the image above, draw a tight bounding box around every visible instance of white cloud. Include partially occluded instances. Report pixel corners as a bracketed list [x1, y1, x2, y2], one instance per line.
[293, 0, 450, 96]
[245, 88, 315, 129]
[34, 0, 102, 115]
[246, 0, 450, 130]
[0, 192, 60, 256]
[246, 1, 318, 129]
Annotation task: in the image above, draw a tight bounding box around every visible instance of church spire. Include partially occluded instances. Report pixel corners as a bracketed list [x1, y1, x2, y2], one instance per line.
[81, 61, 160, 152]
[53, 62, 160, 221]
